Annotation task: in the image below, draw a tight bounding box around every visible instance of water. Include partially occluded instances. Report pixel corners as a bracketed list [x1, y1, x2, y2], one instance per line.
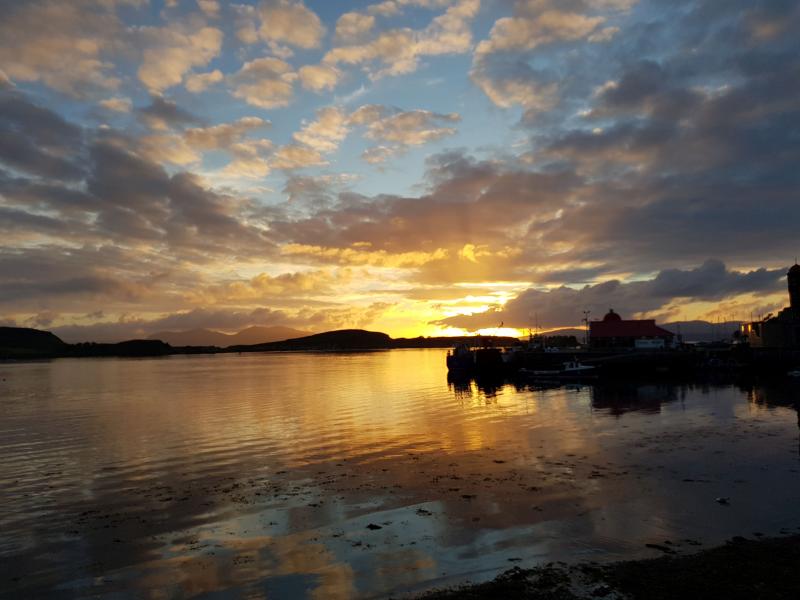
[1, 349, 800, 599]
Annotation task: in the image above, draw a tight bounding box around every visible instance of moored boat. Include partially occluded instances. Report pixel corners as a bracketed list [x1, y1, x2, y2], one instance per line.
[520, 360, 597, 379]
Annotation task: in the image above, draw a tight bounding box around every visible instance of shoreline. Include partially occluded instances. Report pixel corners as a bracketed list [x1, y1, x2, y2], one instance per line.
[408, 533, 800, 599]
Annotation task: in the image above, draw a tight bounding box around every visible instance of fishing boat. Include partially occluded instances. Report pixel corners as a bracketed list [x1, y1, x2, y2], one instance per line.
[520, 360, 597, 379]
[446, 343, 474, 372]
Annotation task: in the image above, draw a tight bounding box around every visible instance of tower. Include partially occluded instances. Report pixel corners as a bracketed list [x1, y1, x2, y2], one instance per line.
[789, 263, 800, 311]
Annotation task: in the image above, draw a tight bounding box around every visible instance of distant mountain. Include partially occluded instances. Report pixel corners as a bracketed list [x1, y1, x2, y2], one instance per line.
[149, 326, 310, 347]
[540, 327, 587, 339]
[662, 320, 742, 343]
[538, 322, 742, 343]
[230, 329, 392, 351]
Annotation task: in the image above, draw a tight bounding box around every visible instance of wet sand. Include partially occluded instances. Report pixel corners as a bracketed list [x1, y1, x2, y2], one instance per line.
[412, 534, 800, 599]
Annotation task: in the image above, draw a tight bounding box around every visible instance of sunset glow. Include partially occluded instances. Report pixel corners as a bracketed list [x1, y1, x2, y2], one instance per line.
[1, 0, 797, 342]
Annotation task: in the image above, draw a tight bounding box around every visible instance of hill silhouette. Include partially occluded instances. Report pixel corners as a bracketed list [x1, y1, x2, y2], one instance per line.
[0, 327, 173, 359]
[0, 326, 521, 359]
[0, 327, 67, 357]
[149, 326, 310, 347]
[229, 329, 393, 351]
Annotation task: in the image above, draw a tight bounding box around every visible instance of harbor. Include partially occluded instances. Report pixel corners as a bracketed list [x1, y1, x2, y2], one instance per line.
[446, 266, 800, 383]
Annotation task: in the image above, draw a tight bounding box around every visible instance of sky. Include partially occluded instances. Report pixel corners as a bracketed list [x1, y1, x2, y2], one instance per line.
[0, 0, 798, 342]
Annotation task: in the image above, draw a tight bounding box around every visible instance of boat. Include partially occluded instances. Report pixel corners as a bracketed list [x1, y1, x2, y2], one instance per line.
[520, 360, 597, 379]
[446, 343, 474, 372]
[562, 360, 596, 374]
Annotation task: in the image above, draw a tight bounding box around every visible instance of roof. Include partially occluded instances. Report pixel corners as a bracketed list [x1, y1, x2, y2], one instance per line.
[789, 263, 800, 275]
[590, 318, 674, 339]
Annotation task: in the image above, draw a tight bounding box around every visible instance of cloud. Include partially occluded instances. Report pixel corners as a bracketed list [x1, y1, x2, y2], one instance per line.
[335, 12, 376, 42]
[361, 145, 400, 164]
[322, 0, 479, 80]
[293, 107, 349, 153]
[0, 102, 271, 260]
[52, 307, 293, 343]
[298, 64, 342, 92]
[50, 301, 393, 343]
[256, 0, 326, 49]
[138, 133, 201, 166]
[0, 88, 85, 180]
[137, 96, 203, 131]
[368, 0, 461, 17]
[137, 115, 272, 171]
[470, 56, 559, 113]
[98, 97, 132, 113]
[435, 260, 786, 331]
[184, 117, 270, 150]
[367, 1, 402, 17]
[0, 273, 150, 304]
[185, 69, 224, 93]
[281, 173, 358, 206]
[223, 139, 274, 177]
[0, 0, 125, 96]
[347, 104, 461, 162]
[268, 151, 576, 262]
[196, 0, 220, 18]
[233, 3, 260, 44]
[356, 107, 460, 145]
[230, 57, 297, 109]
[280, 103, 461, 167]
[137, 20, 223, 93]
[272, 144, 327, 169]
[475, 10, 605, 56]
[469, 0, 628, 112]
[186, 269, 352, 304]
[4, 0, 800, 341]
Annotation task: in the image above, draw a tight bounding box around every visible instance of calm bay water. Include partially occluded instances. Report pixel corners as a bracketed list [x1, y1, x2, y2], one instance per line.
[2, 349, 800, 598]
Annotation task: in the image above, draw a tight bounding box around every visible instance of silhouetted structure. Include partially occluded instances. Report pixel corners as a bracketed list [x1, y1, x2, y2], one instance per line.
[741, 264, 800, 348]
[588, 309, 675, 349]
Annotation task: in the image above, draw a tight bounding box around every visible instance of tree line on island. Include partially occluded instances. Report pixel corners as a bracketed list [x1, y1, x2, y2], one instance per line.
[0, 326, 528, 360]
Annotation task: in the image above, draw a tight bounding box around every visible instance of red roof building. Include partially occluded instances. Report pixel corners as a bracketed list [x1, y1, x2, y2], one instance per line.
[589, 309, 675, 348]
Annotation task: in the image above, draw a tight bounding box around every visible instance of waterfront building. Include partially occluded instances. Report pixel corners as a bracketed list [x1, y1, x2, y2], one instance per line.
[741, 264, 800, 348]
[588, 309, 675, 349]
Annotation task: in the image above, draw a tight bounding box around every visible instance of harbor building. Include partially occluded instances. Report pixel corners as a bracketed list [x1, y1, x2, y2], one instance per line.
[741, 264, 800, 348]
[589, 309, 675, 349]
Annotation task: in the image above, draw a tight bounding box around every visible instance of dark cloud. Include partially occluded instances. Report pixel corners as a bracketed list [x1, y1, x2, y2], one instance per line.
[272, 154, 578, 259]
[0, 205, 71, 236]
[435, 260, 786, 331]
[0, 275, 146, 303]
[0, 245, 174, 315]
[0, 169, 99, 214]
[2, 0, 799, 336]
[0, 88, 85, 179]
[136, 97, 203, 130]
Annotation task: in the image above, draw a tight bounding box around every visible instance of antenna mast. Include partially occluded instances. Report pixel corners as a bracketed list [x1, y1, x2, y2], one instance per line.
[582, 310, 591, 346]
